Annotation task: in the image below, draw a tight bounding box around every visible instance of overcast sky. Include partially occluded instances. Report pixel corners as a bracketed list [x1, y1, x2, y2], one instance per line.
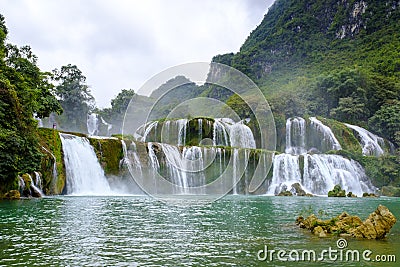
[1, 0, 274, 108]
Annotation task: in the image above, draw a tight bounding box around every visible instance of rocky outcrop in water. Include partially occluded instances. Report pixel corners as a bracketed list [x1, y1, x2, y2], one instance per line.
[296, 205, 397, 239]
[328, 184, 346, 197]
[2, 190, 20, 200]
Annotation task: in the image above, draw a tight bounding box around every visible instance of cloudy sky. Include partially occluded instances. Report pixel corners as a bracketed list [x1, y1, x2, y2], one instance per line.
[2, 0, 274, 108]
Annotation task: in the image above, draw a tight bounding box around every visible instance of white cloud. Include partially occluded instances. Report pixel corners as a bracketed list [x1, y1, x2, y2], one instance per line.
[1, 0, 274, 107]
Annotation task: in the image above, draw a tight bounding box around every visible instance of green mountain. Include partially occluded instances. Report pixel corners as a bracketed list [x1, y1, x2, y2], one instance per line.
[212, 0, 400, 146]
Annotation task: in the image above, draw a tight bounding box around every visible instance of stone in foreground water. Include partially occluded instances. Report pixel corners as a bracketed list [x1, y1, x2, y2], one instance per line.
[296, 205, 397, 239]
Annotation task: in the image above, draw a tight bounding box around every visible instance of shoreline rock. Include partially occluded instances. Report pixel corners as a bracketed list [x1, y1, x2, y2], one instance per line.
[296, 205, 396, 239]
[2, 190, 21, 200]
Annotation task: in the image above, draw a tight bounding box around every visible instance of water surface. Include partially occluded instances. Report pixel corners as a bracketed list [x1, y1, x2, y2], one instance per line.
[0, 196, 398, 266]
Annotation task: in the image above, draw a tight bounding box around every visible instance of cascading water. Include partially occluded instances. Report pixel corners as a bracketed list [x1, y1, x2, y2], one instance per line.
[28, 174, 44, 197]
[34, 172, 43, 192]
[303, 154, 374, 196]
[285, 117, 306, 155]
[309, 117, 342, 152]
[87, 113, 99, 136]
[100, 117, 113, 136]
[212, 118, 256, 149]
[268, 154, 303, 195]
[177, 119, 188, 146]
[268, 117, 376, 196]
[345, 123, 386, 156]
[60, 133, 112, 195]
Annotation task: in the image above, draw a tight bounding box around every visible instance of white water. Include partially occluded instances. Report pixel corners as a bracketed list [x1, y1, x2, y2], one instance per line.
[213, 118, 256, 149]
[285, 117, 307, 154]
[303, 154, 374, 196]
[60, 133, 112, 195]
[309, 117, 342, 151]
[28, 174, 44, 197]
[18, 176, 25, 192]
[345, 123, 385, 156]
[100, 116, 113, 136]
[177, 119, 188, 146]
[268, 154, 303, 195]
[268, 117, 376, 196]
[268, 153, 375, 196]
[87, 113, 99, 136]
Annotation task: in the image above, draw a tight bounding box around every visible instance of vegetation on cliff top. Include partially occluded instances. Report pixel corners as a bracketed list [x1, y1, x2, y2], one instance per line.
[0, 14, 62, 194]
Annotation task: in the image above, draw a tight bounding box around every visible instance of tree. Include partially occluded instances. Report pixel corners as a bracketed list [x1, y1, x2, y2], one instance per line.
[98, 89, 135, 134]
[53, 64, 95, 132]
[368, 100, 400, 146]
[0, 15, 62, 193]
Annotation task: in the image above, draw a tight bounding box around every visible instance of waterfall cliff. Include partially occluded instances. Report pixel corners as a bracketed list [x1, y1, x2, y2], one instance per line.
[60, 133, 112, 195]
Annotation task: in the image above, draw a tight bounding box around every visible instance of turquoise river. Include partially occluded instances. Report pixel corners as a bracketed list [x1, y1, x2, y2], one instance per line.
[0, 196, 399, 266]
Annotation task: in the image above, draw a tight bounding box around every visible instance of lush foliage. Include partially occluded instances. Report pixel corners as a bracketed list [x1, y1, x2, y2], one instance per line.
[53, 64, 95, 132]
[98, 89, 136, 134]
[213, 0, 400, 149]
[0, 14, 62, 194]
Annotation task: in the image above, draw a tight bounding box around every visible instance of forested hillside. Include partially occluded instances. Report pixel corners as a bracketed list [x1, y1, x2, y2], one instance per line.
[213, 0, 400, 148]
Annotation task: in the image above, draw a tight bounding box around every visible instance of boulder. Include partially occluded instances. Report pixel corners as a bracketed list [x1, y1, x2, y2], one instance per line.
[328, 184, 346, 197]
[296, 205, 396, 239]
[363, 192, 379, 198]
[3, 190, 20, 200]
[313, 226, 327, 237]
[347, 192, 357, 198]
[352, 205, 397, 239]
[277, 190, 293, 196]
[291, 183, 308, 196]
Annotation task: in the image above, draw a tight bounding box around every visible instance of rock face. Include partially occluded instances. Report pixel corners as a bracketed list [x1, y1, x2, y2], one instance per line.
[352, 205, 397, 239]
[296, 205, 396, 239]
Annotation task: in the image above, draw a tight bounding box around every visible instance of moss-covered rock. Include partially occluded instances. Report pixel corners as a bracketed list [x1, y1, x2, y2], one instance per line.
[278, 190, 293, 196]
[328, 184, 346, 197]
[362, 192, 379, 198]
[317, 117, 362, 154]
[88, 137, 123, 176]
[296, 205, 396, 239]
[37, 128, 66, 195]
[2, 190, 20, 200]
[21, 174, 32, 197]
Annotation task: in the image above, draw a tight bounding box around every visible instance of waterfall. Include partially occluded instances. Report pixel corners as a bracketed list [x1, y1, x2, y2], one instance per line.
[139, 121, 158, 142]
[268, 154, 303, 195]
[303, 154, 374, 196]
[285, 117, 306, 154]
[232, 149, 239, 195]
[100, 117, 113, 136]
[60, 133, 111, 195]
[268, 116, 376, 196]
[121, 140, 142, 175]
[267, 153, 375, 196]
[212, 118, 256, 148]
[345, 123, 385, 156]
[87, 113, 99, 136]
[213, 119, 230, 146]
[18, 176, 25, 194]
[309, 117, 342, 152]
[34, 172, 43, 192]
[28, 174, 44, 197]
[177, 119, 188, 146]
